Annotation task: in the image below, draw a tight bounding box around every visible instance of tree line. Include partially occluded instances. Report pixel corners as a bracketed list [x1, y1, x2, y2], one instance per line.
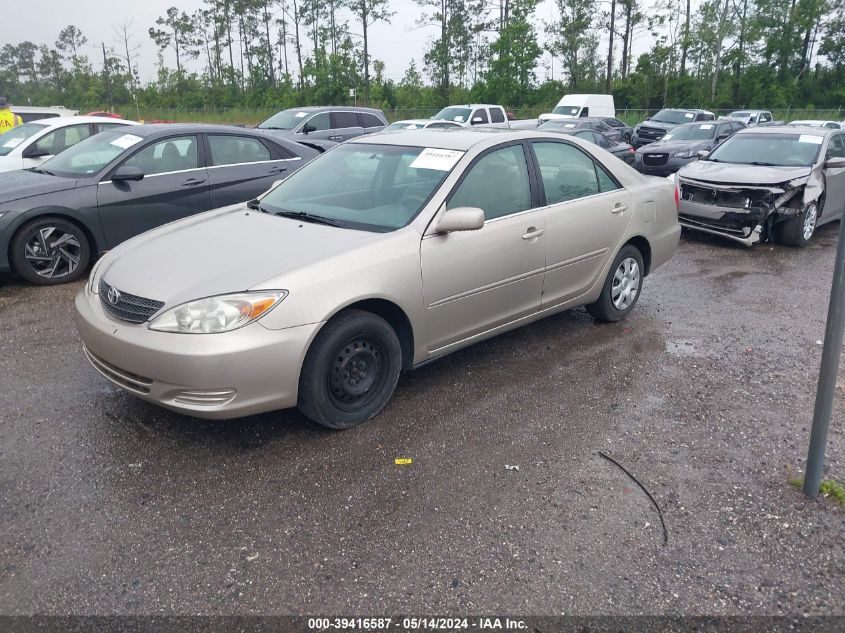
[0, 0, 843, 117]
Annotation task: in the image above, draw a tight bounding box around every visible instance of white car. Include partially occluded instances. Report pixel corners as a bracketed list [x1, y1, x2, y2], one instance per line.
[383, 118, 462, 131]
[0, 116, 139, 174]
[431, 104, 510, 128]
[787, 119, 843, 130]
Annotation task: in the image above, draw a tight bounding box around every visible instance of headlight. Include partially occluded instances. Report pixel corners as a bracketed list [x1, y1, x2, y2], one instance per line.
[148, 291, 287, 334]
[673, 150, 695, 159]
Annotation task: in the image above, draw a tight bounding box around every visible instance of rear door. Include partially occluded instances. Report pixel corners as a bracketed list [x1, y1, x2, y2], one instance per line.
[329, 111, 363, 142]
[205, 133, 300, 208]
[529, 140, 632, 308]
[96, 134, 211, 247]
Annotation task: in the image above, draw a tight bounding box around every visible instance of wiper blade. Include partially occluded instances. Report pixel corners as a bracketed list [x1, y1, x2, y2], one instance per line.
[747, 161, 778, 166]
[274, 210, 346, 227]
[31, 167, 54, 175]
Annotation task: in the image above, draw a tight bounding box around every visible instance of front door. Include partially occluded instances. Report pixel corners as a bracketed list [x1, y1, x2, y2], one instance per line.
[420, 143, 545, 352]
[529, 140, 632, 308]
[822, 133, 845, 220]
[96, 135, 211, 247]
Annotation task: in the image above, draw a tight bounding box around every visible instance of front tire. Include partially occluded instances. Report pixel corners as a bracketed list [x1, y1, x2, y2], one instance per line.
[10, 216, 91, 285]
[773, 201, 818, 247]
[586, 245, 644, 322]
[298, 309, 402, 429]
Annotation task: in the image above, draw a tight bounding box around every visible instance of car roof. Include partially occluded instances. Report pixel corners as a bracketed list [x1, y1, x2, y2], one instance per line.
[277, 105, 385, 115]
[443, 104, 502, 109]
[30, 115, 138, 127]
[109, 123, 281, 138]
[389, 119, 445, 126]
[349, 128, 582, 151]
[735, 125, 833, 136]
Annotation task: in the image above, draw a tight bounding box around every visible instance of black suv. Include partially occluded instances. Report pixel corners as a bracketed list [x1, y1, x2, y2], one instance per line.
[632, 109, 715, 147]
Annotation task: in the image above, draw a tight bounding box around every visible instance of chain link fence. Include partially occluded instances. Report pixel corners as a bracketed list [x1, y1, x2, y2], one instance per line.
[108, 105, 845, 127]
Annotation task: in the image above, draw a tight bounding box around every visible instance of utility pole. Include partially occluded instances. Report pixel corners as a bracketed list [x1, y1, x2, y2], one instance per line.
[803, 220, 845, 497]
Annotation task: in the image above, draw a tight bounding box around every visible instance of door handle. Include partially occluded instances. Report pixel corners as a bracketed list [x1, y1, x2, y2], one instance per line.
[268, 166, 288, 174]
[522, 227, 544, 240]
[611, 203, 628, 214]
[181, 178, 206, 187]
[329, 136, 343, 142]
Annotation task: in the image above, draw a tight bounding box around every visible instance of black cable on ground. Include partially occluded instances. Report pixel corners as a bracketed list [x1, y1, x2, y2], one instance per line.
[598, 450, 669, 546]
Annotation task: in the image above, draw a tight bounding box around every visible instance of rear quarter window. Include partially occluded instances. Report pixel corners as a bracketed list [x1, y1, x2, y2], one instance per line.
[490, 108, 505, 124]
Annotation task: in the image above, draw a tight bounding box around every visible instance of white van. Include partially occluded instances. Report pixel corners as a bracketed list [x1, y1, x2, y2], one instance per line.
[539, 94, 615, 123]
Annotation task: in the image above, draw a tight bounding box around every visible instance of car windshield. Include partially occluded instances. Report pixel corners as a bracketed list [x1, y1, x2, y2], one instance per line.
[662, 123, 717, 141]
[728, 111, 751, 118]
[0, 122, 48, 156]
[433, 107, 471, 123]
[258, 109, 312, 130]
[385, 121, 425, 131]
[706, 133, 823, 167]
[259, 143, 461, 231]
[39, 130, 143, 177]
[541, 121, 579, 130]
[651, 109, 697, 124]
[551, 105, 581, 116]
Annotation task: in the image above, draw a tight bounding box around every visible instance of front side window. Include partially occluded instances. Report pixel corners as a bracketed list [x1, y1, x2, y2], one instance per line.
[34, 124, 92, 155]
[122, 136, 199, 175]
[209, 135, 271, 166]
[260, 143, 459, 230]
[826, 134, 845, 159]
[0, 122, 47, 156]
[471, 109, 489, 124]
[39, 130, 143, 177]
[532, 141, 619, 204]
[759, 112, 772, 122]
[448, 144, 531, 220]
[303, 112, 330, 132]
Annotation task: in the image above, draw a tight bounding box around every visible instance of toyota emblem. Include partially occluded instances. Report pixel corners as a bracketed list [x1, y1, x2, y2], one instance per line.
[107, 287, 121, 306]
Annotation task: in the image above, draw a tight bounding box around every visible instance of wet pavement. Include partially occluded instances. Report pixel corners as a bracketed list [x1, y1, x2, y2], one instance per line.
[1, 227, 843, 615]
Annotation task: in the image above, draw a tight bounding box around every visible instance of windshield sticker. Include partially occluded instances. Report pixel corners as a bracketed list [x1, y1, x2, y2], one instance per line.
[295, 111, 308, 118]
[110, 134, 143, 150]
[410, 148, 464, 171]
[798, 134, 823, 144]
[700, 124, 713, 129]
[405, 124, 420, 129]
[2, 137, 24, 148]
[684, 113, 694, 118]
[563, 123, 576, 127]
[453, 116, 465, 122]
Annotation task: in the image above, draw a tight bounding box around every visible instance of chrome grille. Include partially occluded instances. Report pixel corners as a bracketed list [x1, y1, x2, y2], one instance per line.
[643, 152, 669, 166]
[99, 279, 164, 323]
[638, 126, 666, 140]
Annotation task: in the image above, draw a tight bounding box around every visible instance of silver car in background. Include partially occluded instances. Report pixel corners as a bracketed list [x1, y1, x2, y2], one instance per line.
[676, 126, 845, 246]
[75, 130, 680, 429]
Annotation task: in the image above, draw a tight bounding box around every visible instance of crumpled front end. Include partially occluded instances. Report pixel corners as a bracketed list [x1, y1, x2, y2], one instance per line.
[676, 170, 823, 246]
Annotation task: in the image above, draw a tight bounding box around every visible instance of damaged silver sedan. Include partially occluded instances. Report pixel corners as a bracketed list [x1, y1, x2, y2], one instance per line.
[675, 126, 845, 246]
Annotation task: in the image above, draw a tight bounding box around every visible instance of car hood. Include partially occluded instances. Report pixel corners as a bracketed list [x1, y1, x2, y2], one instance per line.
[637, 140, 712, 154]
[637, 120, 678, 131]
[678, 160, 813, 186]
[0, 169, 77, 203]
[100, 207, 385, 308]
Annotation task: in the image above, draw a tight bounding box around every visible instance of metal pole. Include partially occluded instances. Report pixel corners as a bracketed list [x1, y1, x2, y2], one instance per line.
[804, 220, 845, 497]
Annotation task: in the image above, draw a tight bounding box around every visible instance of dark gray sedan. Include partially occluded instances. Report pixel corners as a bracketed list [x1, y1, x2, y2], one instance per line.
[0, 124, 319, 285]
[635, 120, 743, 176]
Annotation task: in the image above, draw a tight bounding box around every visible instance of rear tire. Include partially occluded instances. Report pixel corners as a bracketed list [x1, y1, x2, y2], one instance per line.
[586, 245, 644, 322]
[11, 216, 91, 285]
[773, 201, 818, 247]
[298, 309, 402, 429]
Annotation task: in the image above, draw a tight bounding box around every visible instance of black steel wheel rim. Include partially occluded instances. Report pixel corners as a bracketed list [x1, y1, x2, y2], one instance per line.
[328, 336, 386, 412]
[24, 225, 81, 279]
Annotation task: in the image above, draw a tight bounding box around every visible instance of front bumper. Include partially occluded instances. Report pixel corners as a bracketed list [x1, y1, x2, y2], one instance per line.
[631, 134, 663, 148]
[74, 287, 323, 419]
[677, 200, 764, 246]
[635, 155, 696, 176]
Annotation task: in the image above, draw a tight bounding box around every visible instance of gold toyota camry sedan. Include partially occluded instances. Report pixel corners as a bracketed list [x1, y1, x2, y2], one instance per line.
[75, 129, 680, 428]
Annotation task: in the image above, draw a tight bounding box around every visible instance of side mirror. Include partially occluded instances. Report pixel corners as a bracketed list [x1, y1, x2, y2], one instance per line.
[435, 207, 485, 233]
[301, 122, 315, 134]
[112, 165, 144, 182]
[825, 156, 845, 169]
[696, 150, 709, 159]
[471, 117, 483, 125]
[717, 134, 730, 142]
[23, 146, 50, 159]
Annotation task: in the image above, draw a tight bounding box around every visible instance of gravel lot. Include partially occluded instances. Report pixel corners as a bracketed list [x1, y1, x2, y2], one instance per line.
[1, 227, 843, 616]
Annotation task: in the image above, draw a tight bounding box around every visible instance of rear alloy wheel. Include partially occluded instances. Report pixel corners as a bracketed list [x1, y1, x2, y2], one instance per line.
[774, 201, 818, 247]
[298, 309, 402, 429]
[586, 244, 644, 322]
[11, 216, 91, 285]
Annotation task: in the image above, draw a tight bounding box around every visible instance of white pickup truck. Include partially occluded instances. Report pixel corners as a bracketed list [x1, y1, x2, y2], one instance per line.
[431, 104, 510, 128]
[721, 110, 784, 127]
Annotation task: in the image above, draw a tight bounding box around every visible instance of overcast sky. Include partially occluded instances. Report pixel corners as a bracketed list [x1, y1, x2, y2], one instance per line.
[1, 0, 637, 84]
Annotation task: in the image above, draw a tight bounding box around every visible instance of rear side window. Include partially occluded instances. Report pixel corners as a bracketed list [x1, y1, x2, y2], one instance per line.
[532, 141, 618, 203]
[448, 144, 531, 220]
[34, 124, 92, 155]
[332, 111, 359, 129]
[209, 135, 271, 166]
[471, 109, 489, 124]
[360, 113, 384, 128]
[490, 108, 505, 124]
